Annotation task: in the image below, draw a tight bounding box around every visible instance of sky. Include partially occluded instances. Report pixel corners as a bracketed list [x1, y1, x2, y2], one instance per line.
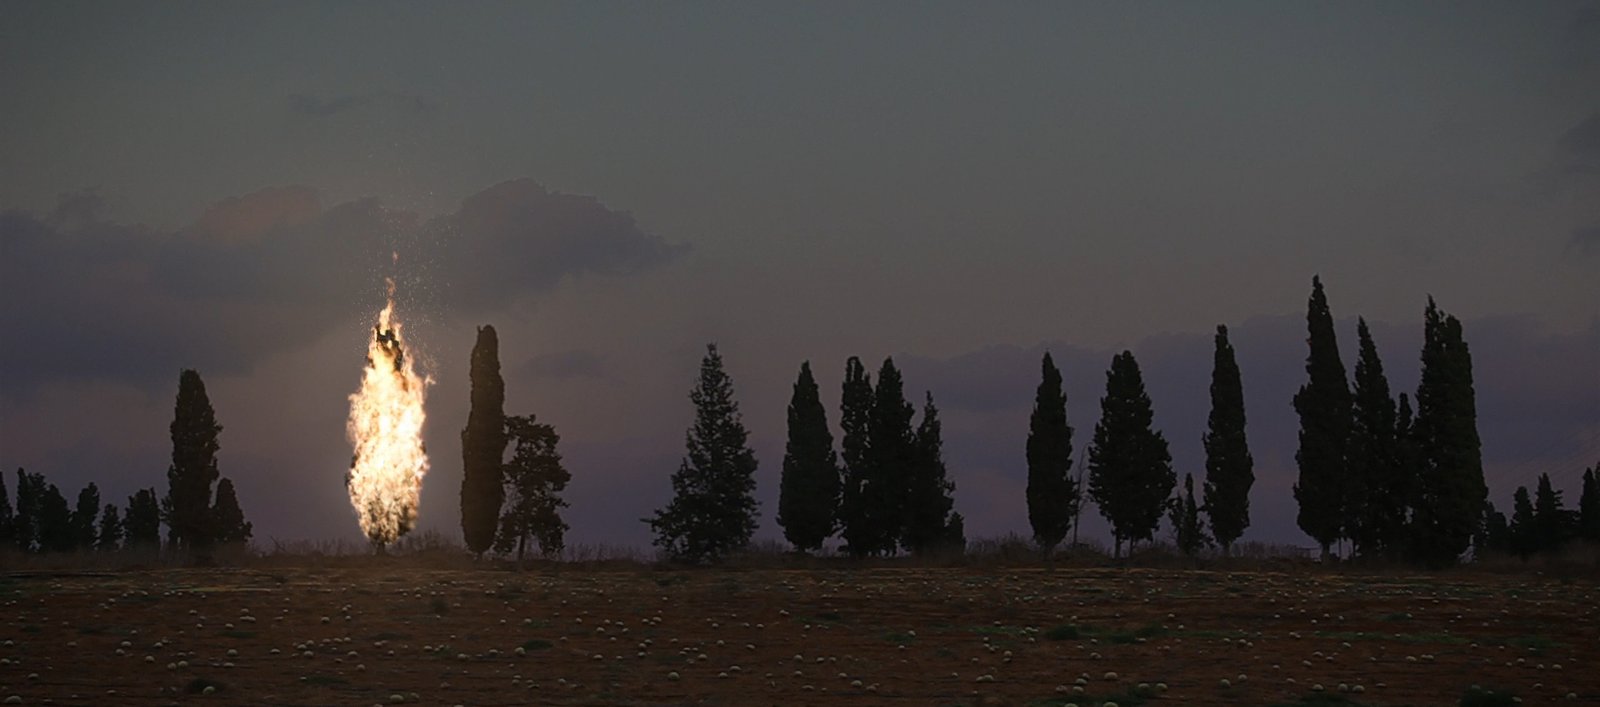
[2, 1, 1598, 554]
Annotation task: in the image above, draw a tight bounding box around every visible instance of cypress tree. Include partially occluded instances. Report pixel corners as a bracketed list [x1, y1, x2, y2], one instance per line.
[646, 344, 760, 563]
[71, 482, 101, 551]
[1026, 352, 1077, 554]
[494, 414, 570, 560]
[1410, 298, 1487, 566]
[1347, 318, 1402, 557]
[0, 473, 14, 550]
[1202, 325, 1253, 555]
[866, 358, 916, 555]
[1292, 276, 1351, 562]
[211, 477, 253, 545]
[124, 489, 163, 551]
[461, 325, 508, 557]
[164, 369, 223, 557]
[1580, 465, 1600, 543]
[1088, 351, 1176, 558]
[777, 361, 841, 554]
[1508, 486, 1536, 560]
[37, 482, 73, 553]
[12, 469, 42, 552]
[1531, 473, 1574, 554]
[97, 504, 123, 552]
[1170, 473, 1207, 557]
[1476, 501, 1509, 557]
[903, 392, 959, 554]
[837, 357, 874, 557]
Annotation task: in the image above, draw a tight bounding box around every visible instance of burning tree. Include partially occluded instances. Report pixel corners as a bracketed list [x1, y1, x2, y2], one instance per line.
[346, 281, 431, 549]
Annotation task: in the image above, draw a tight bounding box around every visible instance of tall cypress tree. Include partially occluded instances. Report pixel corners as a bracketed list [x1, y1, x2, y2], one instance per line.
[646, 344, 760, 563]
[97, 504, 123, 552]
[0, 473, 14, 550]
[124, 488, 163, 551]
[164, 369, 223, 557]
[1531, 473, 1574, 554]
[1202, 325, 1253, 555]
[70, 483, 101, 551]
[1476, 501, 1509, 557]
[1026, 352, 1077, 554]
[837, 357, 874, 557]
[1393, 392, 1421, 552]
[1170, 473, 1207, 557]
[1347, 318, 1402, 557]
[1508, 486, 1536, 559]
[864, 358, 916, 555]
[211, 477, 253, 545]
[37, 482, 74, 553]
[1087, 351, 1175, 558]
[1410, 298, 1486, 566]
[461, 325, 508, 558]
[1580, 465, 1600, 543]
[12, 469, 41, 553]
[1292, 276, 1350, 562]
[778, 361, 841, 554]
[903, 393, 959, 554]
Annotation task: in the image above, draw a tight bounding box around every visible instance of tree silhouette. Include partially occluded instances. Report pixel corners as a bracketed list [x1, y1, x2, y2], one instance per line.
[865, 358, 916, 555]
[164, 369, 223, 558]
[1409, 298, 1486, 566]
[1202, 325, 1253, 555]
[36, 482, 73, 553]
[1508, 486, 1536, 559]
[0, 472, 14, 551]
[646, 344, 760, 563]
[1292, 276, 1351, 562]
[97, 503, 123, 552]
[211, 477, 252, 545]
[1580, 465, 1600, 543]
[1026, 352, 1077, 554]
[124, 488, 163, 551]
[1476, 501, 1509, 557]
[1531, 473, 1575, 553]
[495, 414, 570, 561]
[837, 357, 874, 557]
[1347, 318, 1402, 557]
[778, 361, 841, 554]
[461, 325, 508, 558]
[903, 392, 960, 555]
[12, 469, 43, 553]
[1169, 473, 1208, 557]
[1088, 351, 1175, 558]
[70, 482, 101, 551]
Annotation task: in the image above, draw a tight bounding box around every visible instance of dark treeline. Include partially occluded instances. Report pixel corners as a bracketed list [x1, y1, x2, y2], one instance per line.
[2, 369, 251, 561]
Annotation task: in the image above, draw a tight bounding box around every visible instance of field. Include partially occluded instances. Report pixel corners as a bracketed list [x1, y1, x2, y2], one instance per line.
[1, 565, 1595, 706]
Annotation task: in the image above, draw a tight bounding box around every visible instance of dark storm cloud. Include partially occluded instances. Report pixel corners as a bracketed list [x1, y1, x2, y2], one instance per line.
[286, 92, 440, 118]
[521, 349, 608, 380]
[0, 180, 685, 397]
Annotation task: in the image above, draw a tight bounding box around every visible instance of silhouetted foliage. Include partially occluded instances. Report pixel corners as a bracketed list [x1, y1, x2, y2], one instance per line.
[1476, 500, 1509, 557]
[903, 393, 961, 554]
[777, 361, 841, 553]
[12, 468, 43, 553]
[864, 358, 916, 555]
[36, 482, 73, 553]
[1508, 486, 1536, 560]
[461, 325, 508, 558]
[1531, 473, 1576, 554]
[124, 488, 163, 550]
[1293, 276, 1351, 561]
[97, 503, 123, 552]
[1202, 325, 1253, 555]
[211, 477, 252, 545]
[495, 414, 570, 560]
[1347, 318, 1403, 558]
[1581, 465, 1600, 543]
[1026, 352, 1077, 554]
[71, 482, 101, 551]
[837, 357, 874, 557]
[164, 369, 223, 558]
[1169, 473, 1208, 557]
[1409, 298, 1486, 566]
[0, 472, 14, 550]
[646, 344, 760, 563]
[1393, 392, 1422, 555]
[1088, 351, 1175, 558]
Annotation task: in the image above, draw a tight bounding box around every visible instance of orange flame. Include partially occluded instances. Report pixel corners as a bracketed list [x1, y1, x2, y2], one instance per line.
[346, 277, 431, 546]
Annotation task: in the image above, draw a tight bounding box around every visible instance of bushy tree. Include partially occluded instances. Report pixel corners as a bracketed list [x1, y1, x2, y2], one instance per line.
[903, 393, 961, 554]
[495, 414, 570, 560]
[1347, 318, 1403, 557]
[461, 325, 508, 558]
[124, 488, 163, 550]
[164, 369, 223, 557]
[646, 344, 760, 563]
[1292, 276, 1351, 562]
[1026, 352, 1077, 554]
[1088, 351, 1175, 558]
[97, 504, 123, 552]
[837, 357, 874, 557]
[778, 361, 841, 553]
[1579, 465, 1600, 543]
[1202, 325, 1253, 555]
[865, 358, 916, 555]
[1409, 298, 1486, 566]
[211, 477, 252, 545]
[71, 482, 101, 551]
[1169, 473, 1208, 557]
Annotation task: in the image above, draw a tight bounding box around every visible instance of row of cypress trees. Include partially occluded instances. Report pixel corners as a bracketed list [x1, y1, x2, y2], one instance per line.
[1479, 467, 1600, 559]
[0, 369, 251, 559]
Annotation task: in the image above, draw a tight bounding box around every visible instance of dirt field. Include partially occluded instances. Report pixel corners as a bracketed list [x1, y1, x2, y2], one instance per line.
[0, 566, 1594, 706]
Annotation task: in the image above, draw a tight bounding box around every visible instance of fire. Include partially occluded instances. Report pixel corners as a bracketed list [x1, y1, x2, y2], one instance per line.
[346, 277, 431, 546]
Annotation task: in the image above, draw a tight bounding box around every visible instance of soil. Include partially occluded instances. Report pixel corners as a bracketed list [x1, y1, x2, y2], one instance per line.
[0, 566, 1594, 706]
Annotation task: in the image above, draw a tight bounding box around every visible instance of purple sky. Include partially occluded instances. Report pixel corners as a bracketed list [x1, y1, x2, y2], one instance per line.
[2, 2, 1597, 552]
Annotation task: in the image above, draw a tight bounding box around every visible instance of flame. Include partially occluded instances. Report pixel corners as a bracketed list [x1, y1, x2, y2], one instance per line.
[346, 277, 431, 546]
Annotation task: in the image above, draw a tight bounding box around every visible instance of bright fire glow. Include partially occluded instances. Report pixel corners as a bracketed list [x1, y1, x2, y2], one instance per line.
[346, 277, 431, 546]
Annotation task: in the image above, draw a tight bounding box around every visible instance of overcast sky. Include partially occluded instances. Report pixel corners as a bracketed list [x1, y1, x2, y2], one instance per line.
[2, 1, 1597, 553]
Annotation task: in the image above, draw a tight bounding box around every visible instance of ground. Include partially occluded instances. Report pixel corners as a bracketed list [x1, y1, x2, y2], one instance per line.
[0, 566, 1594, 706]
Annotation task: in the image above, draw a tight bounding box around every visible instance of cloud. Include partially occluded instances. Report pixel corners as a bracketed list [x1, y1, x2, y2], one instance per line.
[0, 179, 687, 397]
[286, 92, 440, 119]
[521, 349, 608, 380]
[49, 189, 109, 226]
